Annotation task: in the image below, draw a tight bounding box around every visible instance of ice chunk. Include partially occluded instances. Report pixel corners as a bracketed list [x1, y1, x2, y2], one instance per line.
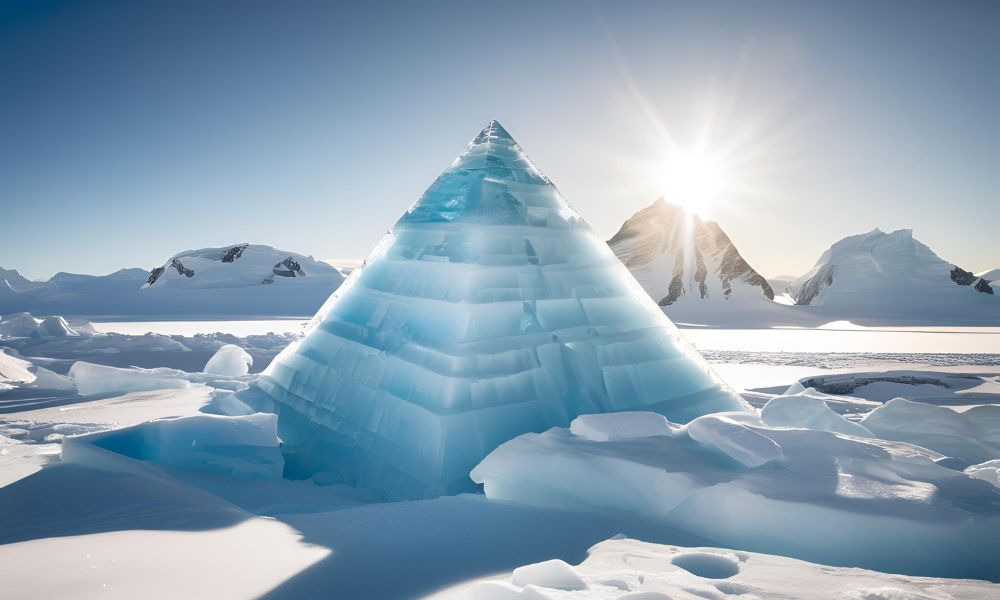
[62, 413, 282, 480]
[966, 459, 1000, 488]
[35, 316, 78, 337]
[254, 121, 748, 499]
[761, 388, 873, 438]
[0, 312, 42, 338]
[861, 398, 1000, 463]
[570, 412, 678, 442]
[203, 344, 253, 376]
[0, 348, 74, 392]
[511, 559, 587, 591]
[0, 348, 35, 389]
[685, 414, 783, 468]
[472, 411, 1000, 580]
[70, 361, 189, 396]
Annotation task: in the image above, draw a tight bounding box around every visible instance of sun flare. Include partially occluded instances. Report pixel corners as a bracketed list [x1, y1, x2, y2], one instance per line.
[657, 149, 727, 217]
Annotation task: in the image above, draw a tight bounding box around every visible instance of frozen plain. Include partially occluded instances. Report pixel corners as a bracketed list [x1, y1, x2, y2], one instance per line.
[1, 314, 999, 598]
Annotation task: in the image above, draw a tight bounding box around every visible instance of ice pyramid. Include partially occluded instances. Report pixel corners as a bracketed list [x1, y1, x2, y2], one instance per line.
[255, 120, 748, 499]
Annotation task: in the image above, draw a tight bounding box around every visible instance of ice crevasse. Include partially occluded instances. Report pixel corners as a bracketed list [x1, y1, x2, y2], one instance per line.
[251, 120, 748, 499]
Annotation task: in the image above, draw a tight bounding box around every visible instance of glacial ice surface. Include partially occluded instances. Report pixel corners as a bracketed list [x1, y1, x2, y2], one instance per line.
[254, 121, 747, 499]
[62, 413, 283, 481]
[471, 410, 1000, 580]
[70, 361, 190, 395]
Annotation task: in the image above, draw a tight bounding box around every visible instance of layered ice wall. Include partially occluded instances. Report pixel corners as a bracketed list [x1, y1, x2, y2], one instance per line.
[255, 121, 747, 499]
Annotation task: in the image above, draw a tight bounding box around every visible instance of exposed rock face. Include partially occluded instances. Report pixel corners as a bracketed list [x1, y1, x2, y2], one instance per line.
[951, 266, 994, 295]
[272, 257, 305, 278]
[144, 266, 165, 287]
[792, 263, 836, 306]
[608, 199, 774, 306]
[169, 259, 194, 278]
[221, 244, 249, 263]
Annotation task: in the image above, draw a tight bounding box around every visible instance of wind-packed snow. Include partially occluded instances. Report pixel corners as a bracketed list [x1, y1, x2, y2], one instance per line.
[450, 538, 998, 600]
[861, 398, 1000, 464]
[203, 344, 253, 376]
[0, 348, 35, 390]
[967, 460, 1000, 488]
[254, 121, 747, 500]
[510, 559, 589, 591]
[685, 413, 784, 467]
[472, 410, 1000, 580]
[0, 347, 75, 392]
[569, 412, 680, 442]
[760, 388, 874, 437]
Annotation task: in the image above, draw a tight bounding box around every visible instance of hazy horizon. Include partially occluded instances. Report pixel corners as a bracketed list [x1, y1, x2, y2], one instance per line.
[2, 0, 998, 281]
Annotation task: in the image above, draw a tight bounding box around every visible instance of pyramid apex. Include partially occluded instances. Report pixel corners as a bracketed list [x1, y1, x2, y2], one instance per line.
[473, 120, 514, 144]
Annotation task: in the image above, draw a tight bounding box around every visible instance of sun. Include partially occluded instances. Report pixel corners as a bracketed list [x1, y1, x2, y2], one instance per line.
[657, 149, 726, 217]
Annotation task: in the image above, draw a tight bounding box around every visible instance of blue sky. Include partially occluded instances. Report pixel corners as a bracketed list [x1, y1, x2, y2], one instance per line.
[1, 0, 997, 280]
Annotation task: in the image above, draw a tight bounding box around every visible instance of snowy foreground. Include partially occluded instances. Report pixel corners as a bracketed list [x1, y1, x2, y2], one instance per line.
[432, 538, 997, 600]
[2, 316, 999, 598]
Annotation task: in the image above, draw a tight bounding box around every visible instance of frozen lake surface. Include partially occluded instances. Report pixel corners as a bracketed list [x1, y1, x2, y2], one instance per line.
[91, 318, 309, 337]
[90, 319, 1000, 356]
[682, 323, 1000, 354]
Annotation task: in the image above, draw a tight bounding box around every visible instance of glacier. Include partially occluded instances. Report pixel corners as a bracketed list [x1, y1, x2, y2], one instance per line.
[252, 120, 747, 499]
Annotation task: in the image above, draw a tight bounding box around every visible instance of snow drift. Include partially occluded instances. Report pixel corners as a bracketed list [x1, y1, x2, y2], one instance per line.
[465, 537, 999, 600]
[471, 410, 1000, 580]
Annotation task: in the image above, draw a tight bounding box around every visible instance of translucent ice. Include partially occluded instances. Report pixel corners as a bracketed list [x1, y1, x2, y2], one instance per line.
[686, 413, 783, 468]
[62, 413, 283, 481]
[70, 361, 189, 395]
[569, 412, 679, 442]
[254, 121, 747, 499]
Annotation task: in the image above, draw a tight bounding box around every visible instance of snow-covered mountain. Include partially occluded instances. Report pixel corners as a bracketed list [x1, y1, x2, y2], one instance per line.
[141, 244, 340, 290]
[608, 199, 774, 306]
[0, 244, 344, 317]
[0, 267, 32, 289]
[788, 228, 996, 321]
